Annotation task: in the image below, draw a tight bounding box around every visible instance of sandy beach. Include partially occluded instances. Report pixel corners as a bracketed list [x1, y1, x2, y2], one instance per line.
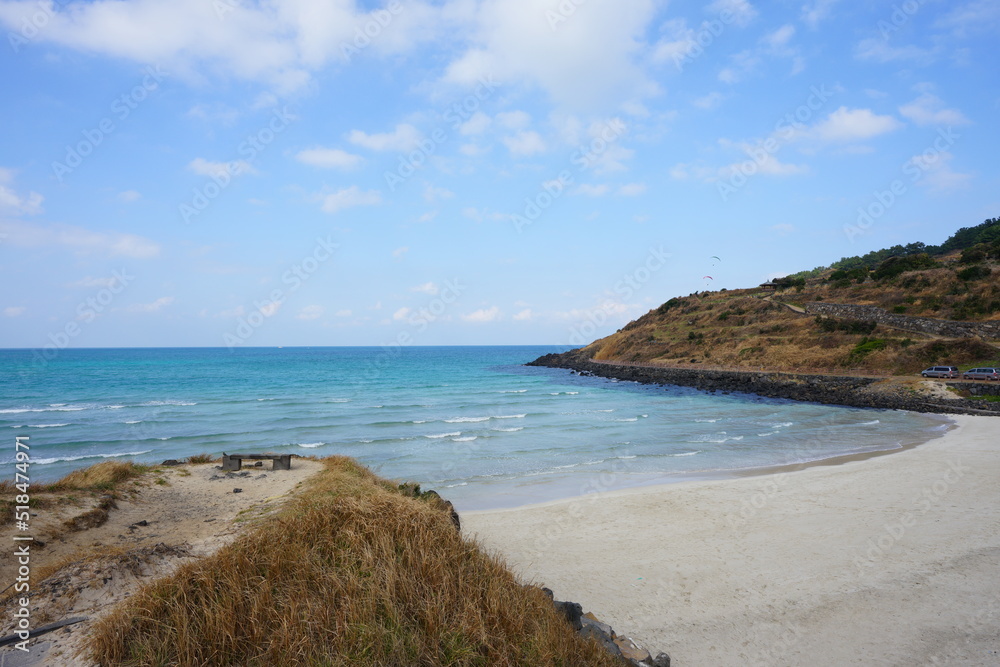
[463, 414, 1000, 666]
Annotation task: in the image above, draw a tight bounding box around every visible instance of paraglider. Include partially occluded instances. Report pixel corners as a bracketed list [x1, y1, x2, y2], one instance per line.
[710, 256, 721, 263]
[702, 275, 713, 280]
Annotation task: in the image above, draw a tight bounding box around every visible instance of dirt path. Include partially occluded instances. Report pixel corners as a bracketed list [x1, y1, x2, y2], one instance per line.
[0, 459, 323, 666]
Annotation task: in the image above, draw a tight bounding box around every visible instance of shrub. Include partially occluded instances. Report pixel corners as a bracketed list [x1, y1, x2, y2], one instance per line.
[849, 337, 888, 361]
[873, 253, 937, 281]
[956, 265, 992, 281]
[892, 305, 907, 314]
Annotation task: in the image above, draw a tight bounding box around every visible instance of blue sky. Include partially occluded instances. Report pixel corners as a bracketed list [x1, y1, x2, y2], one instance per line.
[1, 0, 998, 349]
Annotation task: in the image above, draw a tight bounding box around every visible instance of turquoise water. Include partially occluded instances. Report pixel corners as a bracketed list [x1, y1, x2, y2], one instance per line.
[1, 346, 950, 509]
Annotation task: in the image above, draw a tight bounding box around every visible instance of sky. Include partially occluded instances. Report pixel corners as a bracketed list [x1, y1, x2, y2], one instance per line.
[1, 0, 998, 349]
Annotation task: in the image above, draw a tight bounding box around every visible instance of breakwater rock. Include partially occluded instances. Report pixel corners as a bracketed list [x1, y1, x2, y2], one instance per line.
[527, 353, 1000, 417]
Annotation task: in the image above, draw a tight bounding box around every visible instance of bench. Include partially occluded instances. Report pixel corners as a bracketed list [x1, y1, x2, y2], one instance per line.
[221, 452, 292, 472]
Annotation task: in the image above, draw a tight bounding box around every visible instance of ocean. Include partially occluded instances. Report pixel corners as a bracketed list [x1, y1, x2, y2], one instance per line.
[1, 346, 951, 509]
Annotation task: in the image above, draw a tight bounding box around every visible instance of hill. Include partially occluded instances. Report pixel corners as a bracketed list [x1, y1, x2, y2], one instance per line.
[565, 218, 1000, 377]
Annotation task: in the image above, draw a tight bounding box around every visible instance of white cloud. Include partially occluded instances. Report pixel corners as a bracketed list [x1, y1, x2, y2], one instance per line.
[855, 38, 938, 64]
[709, 0, 757, 27]
[503, 130, 546, 156]
[125, 296, 174, 313]
[618, 183, 646, 196]
[295, 147, 363, 170]
[0, 220, 160, 258]
[763, 24, 795, 49]
[801, 0, 838, 28]
[462, 306, 501, 323]
[459, 111, 492, 135]
[423, 184, 454, 203]
[576, 184, 610, 197]
[693, 92, 725, 110]
[513, 308, 533, 321]
[0, 169, 43, 216]
[908, 151, 972, 193]
[0, 1, 438, 92]
[186, 103, 240, 125]
[3, 306, 25, 317]
[393, 307, 411, 321]
[392, 246, 409, 259]
[496, 110, 531, 130]
[258, 300, 282, 317]
[316, 186, 381, 214]
[297, 304, 324, 320]
[442, 0, 658, 111]
[810, 107, 902, 143]
[187, 158, 253, 178]
[899, 92, 970, 127]
[348, 123, 422, 152]
[411, 282, 439, 295]
[117, 190, 142, 202]
[651, 19, 696, 68]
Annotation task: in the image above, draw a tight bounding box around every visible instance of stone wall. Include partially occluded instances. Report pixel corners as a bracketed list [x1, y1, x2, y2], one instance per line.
[805, 302, 1000, 340]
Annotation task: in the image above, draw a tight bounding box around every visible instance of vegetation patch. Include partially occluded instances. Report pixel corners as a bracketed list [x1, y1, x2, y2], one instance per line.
[86, 457, 621, 667]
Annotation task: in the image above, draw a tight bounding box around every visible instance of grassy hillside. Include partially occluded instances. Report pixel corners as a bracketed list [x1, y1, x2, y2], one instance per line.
[580, 221, 1000, 375]
[86, 457, 621, 667]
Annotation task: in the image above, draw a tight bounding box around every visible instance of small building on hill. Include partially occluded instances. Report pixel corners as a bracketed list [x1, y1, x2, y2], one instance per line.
[759, 281, 777, 291]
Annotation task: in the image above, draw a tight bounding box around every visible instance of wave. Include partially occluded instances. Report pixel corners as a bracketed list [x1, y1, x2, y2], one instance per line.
[565, 391, 579, 395]
[444, 416, 491, 423]
[297, 442, 325, 448]
[326, 398, 351, 403]
[858, 419, 881, 426]
[140, 400, 197, 407]
[452, 436, 478, 442]
[124, 420, 143, 424]
[672, 450, 700, 457]
[773, 422, 793, 428]
[495, 414, 526, 419]
[757, 431, 777, 437]
[492, 427, 523, 432]
[12, 423, 69, 429]
[445, 481, 468, 487]
[34, 450, 152, 465]
[695, 418, 718, 423]
[615, 417, 638, 422]
[425, 432, 461, 439]
[0, 406, 86, 414]
[500, 390, 527, 393]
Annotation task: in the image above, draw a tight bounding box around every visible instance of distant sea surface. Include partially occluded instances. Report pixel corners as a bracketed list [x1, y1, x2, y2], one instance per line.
[1, 346, 951, 509]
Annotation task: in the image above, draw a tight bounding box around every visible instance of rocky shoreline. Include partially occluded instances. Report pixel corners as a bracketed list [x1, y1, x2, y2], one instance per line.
[527, 351, 1000, 417]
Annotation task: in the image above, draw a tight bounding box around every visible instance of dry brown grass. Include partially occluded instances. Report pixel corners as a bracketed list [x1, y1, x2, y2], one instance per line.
[86, 456, 621, 667]
[187, 453, 215, 464]
[43, 460, 154, 493]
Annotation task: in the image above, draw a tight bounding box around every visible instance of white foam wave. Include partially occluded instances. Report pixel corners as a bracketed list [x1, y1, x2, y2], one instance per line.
[444, 416, 490, 423]
[566, 391, 579, 395]
[452, 436, 478, 442]
[695, 418, 718, 423]
[18, 423, 69, 429]
[327, 398, 351, 403]
[124, 420, 142, 424]
[425, 432, 461, 439]
[105, 405, 125, 410]
[495, 414, 526, 419]
[492, 427, 523, 432]
[859, 419, 881, 426]
[141, 400, 196, 406]
[757, 431, 777, 437]
[34, 450, 152, 465]
[500, 390, 527, 393]
[672, 451, 700, 457]
[0, 407, 85, 414]
[615, 417, 639, 422]
[445, 482, 468, 487]
[297, 442, 324, 448]
[412, 420, 430, 424]
[773, 422, 793, 428]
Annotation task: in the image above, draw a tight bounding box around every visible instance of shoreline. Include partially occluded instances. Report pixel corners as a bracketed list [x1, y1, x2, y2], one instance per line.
[462, 414, 1000, 665]
[528, 352, 1000, 416]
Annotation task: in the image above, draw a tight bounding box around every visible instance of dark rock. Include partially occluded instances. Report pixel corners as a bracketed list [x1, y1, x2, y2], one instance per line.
[553, 600, 583, 631]
[133, 520, 148, 527]
[233, 488, 242, 493]
[161, 459, 181, 466]
[650, 652, 671, 667]
[581, 613, 614, 638]
[580, 622, 622, 658]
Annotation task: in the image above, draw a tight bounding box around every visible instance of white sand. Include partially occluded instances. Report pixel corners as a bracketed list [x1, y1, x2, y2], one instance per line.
[463, 415, 1000, 666]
